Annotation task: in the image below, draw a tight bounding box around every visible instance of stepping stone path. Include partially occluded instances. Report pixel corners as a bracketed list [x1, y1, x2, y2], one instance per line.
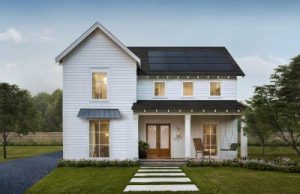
[124, 166, 199, 192]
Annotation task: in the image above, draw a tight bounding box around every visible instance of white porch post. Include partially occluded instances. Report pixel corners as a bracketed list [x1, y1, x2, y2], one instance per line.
[240, 117, 248, 158]
[185, 114, 191, 159]
[133, 114, 139, 160]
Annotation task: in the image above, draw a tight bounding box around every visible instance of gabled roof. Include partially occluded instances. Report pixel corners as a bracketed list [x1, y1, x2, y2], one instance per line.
[128, 47, 245, 76]
[55, 22, 141, 64]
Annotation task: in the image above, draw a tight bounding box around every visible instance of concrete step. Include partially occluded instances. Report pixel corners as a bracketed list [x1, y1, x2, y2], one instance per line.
[139, 159, 186, 167]
[124, 184, 199, 192]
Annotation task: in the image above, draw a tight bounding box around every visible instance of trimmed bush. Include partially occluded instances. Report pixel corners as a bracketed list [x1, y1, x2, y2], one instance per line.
[57, 159, 139, 167]
[187, 159, 300, 173]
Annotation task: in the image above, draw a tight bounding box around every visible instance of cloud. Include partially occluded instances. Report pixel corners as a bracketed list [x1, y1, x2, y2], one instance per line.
[236, 55, 289, 101]
[0, 28, 26, 43]
[0, 27, 55, 44]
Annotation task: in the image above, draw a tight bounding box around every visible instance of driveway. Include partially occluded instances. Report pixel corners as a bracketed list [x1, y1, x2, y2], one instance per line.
[0, 151, 62, 194]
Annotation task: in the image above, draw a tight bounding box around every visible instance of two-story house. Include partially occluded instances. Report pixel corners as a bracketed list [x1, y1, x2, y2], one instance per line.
[56, 22, 247, 161]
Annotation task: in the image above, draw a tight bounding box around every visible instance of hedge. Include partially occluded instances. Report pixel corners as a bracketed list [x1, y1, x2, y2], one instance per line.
[57, 159, 139, 167]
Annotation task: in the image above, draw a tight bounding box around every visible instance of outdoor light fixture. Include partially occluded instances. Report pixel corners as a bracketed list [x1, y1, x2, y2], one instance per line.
[176, 128, 180, 138]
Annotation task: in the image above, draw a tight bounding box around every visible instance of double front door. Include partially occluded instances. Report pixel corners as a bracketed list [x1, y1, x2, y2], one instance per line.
[146, 124, 170, 158]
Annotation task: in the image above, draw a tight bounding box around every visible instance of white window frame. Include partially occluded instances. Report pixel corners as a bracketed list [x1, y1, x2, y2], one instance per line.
[89, 120, 110, 159]
[209, 81, 222, 98]
[153, 81, 167, 98]
[90, 68, 109, 101]
[182, 81, 194, 97]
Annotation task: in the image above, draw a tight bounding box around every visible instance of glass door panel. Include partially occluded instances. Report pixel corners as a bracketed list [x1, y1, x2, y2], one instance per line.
[203, 124, 217, 157]
[147, 125, 157, 149]
[160, 125, 170, 149]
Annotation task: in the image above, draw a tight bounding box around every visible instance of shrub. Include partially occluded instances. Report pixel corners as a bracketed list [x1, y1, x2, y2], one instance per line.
[138, 141, 149, 159]
[187, 159, 300, 173]
[57, 159, 139, 167]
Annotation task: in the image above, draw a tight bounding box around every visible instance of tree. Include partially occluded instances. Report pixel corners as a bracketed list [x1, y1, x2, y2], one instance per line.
[32, 89, 62, 132]
[244, 88, 273, 155]
[246, 55, 300, 155]
[0, 83, 37, 159]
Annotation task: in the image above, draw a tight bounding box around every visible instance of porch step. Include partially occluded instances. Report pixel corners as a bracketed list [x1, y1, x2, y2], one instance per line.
[139, 159, 186, 167]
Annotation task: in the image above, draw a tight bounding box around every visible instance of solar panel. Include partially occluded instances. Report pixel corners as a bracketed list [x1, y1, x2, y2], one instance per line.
[147, 50, 235, 72]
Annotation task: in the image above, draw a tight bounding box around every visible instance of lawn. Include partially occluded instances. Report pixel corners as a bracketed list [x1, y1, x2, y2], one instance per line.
[247, 146, 300, 162]
[0, 146, 62, 162]
[26, 166, 300, 194]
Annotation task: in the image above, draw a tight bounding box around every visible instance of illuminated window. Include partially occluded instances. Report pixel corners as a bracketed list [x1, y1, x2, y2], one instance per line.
[89, 120, 109, 157]
[92, 72, 107, 99]
[154, 82, 165, 96]
[183, 81, 193, 96]
[210, 82, 221, 96]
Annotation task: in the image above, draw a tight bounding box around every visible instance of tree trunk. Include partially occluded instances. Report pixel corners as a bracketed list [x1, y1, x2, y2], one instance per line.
[292, 145, 300, 156]
[2, 137, 7, 159]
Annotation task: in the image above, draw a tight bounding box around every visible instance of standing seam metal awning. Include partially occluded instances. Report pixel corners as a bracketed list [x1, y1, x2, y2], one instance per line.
[77, 109, 121, 119]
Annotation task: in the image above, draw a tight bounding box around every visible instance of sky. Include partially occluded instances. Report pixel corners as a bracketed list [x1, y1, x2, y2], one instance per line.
[0, 0, 300, 100]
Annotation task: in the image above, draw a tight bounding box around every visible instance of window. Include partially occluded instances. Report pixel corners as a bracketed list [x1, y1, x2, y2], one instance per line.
[92, 72, 107, 99]
[183, 81, 193, 96]
[210, 82, 221, 96]
[154, 82, 165, 97]
[89, 120, 109, 157]
[203, 124, 217, 157]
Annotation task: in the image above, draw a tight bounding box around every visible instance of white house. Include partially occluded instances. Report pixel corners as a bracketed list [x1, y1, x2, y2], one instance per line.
[56, 22, 247, 161]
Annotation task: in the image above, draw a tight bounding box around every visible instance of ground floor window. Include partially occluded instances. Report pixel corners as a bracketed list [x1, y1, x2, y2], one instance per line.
[89, 120, 109, 157]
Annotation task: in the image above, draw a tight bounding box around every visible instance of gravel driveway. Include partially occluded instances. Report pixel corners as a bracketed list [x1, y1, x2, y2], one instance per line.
[0, 151, 62, 194]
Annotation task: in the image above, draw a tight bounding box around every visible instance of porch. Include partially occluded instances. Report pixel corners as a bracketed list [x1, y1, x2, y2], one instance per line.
[136, 114, 240, 160]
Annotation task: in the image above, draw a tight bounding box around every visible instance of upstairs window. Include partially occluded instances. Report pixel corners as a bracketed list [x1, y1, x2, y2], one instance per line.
[210, 81, 221, 96]
[92, 72, 107, 99]
[183, 81, 194, 96]
[154, 82, 165, 97]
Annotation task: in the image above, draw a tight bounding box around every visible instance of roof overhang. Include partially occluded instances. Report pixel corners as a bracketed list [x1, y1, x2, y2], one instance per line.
[77, 109, 121, 119]
[132, 100, 246, 114]
[55, 22, 141, 65]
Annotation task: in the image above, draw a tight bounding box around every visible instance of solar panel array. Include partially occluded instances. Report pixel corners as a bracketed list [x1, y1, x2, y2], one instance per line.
[147, 50, 234, 72]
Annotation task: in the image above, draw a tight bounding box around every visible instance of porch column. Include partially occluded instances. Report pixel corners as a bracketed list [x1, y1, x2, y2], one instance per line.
[184, 114, 191, 158]
[133, 114, 139, 160]
[240, 117, 248, 158]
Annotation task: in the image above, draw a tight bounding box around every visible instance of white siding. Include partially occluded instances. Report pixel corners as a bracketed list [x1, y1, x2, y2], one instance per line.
[62, 29, 137, 160]
[137, 79, 237, 100]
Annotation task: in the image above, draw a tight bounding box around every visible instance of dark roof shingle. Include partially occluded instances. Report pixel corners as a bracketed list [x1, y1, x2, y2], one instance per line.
[128, 47, 245, 76]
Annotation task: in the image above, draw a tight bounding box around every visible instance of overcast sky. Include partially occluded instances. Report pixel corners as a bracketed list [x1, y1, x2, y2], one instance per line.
[0, 0, 300, 100]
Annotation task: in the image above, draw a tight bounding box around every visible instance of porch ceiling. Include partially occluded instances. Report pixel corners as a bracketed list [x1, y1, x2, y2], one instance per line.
[132, 100, 246, 113]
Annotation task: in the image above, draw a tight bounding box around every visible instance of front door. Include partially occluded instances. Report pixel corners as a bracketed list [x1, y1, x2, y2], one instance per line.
[146, 124, 170, 158]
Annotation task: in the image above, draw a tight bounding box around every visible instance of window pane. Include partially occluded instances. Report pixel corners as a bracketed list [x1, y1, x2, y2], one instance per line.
[89, 120, 109, 158]
[160, 125, 169, 149]
[100, 145, 109, 157]
[92, 72, 107, 99]
[154, 82, 165, 96]
[147, 125, 157, 149]
[183, 82, 193, 96]
[210, 82, 221, 96]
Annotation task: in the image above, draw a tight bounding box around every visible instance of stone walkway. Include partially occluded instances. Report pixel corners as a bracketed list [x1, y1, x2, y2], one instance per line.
[124, 166, 199, 192]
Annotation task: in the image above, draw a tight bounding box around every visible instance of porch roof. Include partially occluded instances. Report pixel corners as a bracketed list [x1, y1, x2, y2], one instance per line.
[132, 100, 246, 113]
[77, 109, 121, 119]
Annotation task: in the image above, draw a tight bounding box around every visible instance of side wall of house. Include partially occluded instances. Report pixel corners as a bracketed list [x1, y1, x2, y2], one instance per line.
[62, 29, 137, 160]
[137, 79, 237, 100]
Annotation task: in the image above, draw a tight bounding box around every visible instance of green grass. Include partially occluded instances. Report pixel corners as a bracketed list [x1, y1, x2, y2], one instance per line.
[0, 146, 62, 162]
[26, 167, 138, 194]
[183, 167, 300, 194]
[247, 146, 300, 162]
[26, 166, 300, 194]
